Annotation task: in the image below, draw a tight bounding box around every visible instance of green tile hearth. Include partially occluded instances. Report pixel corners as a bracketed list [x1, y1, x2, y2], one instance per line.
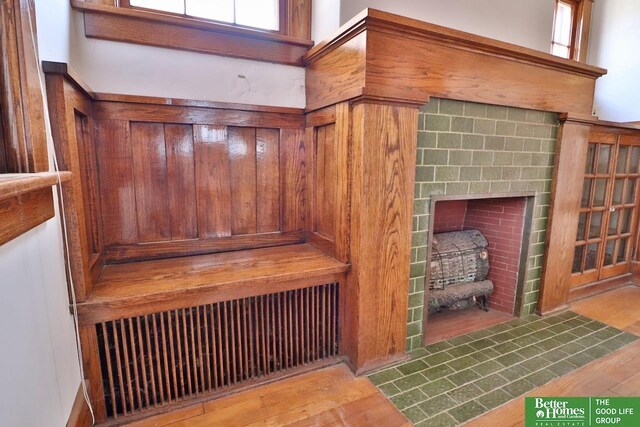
[367, 311, 638, 424]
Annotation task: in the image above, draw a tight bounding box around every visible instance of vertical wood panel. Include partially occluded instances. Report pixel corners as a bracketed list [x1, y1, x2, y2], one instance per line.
[229, 127, 257, 235]
[281, 129, 306, 232]
[131, 122, 171, 242]
[165, 124, 197, 240]
[193, 125, 231, 238]
[256, 128, 281, 232]
[347, 102, 418, 373]
[94, 119, 137, 245]
[315, 124, 336, 240]
[539, 119, 592, 314]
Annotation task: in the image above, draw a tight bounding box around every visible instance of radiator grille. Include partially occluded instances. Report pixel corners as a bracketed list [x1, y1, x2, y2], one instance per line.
[96, 282, 340, 418]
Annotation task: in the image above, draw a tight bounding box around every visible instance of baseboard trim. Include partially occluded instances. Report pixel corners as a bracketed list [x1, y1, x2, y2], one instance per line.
[67, 381, 93, 427]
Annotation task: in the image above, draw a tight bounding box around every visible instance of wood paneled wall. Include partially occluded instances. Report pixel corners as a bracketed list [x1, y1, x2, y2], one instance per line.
[305, 105, 350, 262]
[91, 101, 306, 262]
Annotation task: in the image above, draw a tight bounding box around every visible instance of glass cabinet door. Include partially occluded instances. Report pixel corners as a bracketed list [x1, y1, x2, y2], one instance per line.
[571, 132, 640, 288]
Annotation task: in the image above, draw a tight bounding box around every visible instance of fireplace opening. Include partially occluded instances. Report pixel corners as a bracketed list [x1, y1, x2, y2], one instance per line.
[423, 193, 535, 344]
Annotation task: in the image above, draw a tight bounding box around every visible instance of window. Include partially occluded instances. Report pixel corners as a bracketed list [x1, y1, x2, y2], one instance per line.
[551, 0, 593, 62]
[551, 0, 576, 58]
[127, 0, 280, 31]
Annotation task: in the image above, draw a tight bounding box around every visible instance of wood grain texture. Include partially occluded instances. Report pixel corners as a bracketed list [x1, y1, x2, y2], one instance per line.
[94, 119, 137, 246]
[256, 128, 281, 233]
[154, 364, 409, 427]
[305, 9, 605, 113]
[346, 102, 418, 373]
[77, 244, 348, 324]
[131, 123, 171, 243]
[0, 188, 54, 246]
[286, 0, 311, 40]
[0, 172, 70, 201]
[280, 129, 306, 232]
[165, 124, 197, 240]
[229, 127, 257, 235]
[45, 73, 101, 301]
[539, 118, 592, 314]
[66, 382, 93, 427]
[74, 1, 310, 66]
[194, 125, 231, 239]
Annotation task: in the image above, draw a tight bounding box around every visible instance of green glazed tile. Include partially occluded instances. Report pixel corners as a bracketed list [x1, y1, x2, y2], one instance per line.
[503, 378, 536, 397]
[468, 338, 496, 351]
[419, 394, 458, 417]
[495, 352, 525, 367]
[476, 388, 512, 410]
[398, 359, 429, 375]
[493, 341, 521, 354]
[394, 372, 428, 391]
[378, 382, 402, 397]
[448, 383, 484, 403]
[447, 344, 475, 358]
[448, 400, 486, 423]
[427, 341, 454, 353]
[472, 360, 504, 377]
[447, 355, 479, 371]
[541, 348, 569, 363]
[521, 356, 549, 372]
[475, 374, 509, 392]
[565, 351, 595, 368]
[421, 413, 458, 426]
[500, 365, 531, 382]
[391, 388, 428, 410]
[420, 377, 457, 397]
[524, 369, 558, 387]
[422, 364, 455, 381]
[368, 367, 403, 385]
[403, 405, 428, 423]
[448, 368, 481, 386]
[422, 351, 453, 367]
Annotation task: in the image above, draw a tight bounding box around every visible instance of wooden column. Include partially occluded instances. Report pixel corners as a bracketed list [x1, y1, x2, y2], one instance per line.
[538, 115, 593, 314]
[342, 100, 419, 374]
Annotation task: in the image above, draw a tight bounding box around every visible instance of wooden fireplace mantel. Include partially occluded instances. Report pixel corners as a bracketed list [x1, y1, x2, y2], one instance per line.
[303, 8, 608, 373]
[305, 8, 606, 114]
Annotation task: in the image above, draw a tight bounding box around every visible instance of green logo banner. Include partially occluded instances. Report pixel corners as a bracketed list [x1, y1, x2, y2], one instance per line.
[525, 397, 640, 427]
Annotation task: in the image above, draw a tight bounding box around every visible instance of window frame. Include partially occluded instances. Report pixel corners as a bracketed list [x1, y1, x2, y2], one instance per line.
[70, 0, 312, 66]
[551, 0, 593, 63]
[120, 0, 286, 35]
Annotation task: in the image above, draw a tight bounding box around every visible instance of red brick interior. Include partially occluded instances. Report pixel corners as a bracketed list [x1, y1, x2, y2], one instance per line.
[433, 197, 527, 314]
[432, 200, 468, 233]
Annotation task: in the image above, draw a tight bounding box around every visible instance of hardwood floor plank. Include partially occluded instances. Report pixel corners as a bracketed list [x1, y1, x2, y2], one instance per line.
[127, 403, 204, 427]
[571, 285, 640, 331]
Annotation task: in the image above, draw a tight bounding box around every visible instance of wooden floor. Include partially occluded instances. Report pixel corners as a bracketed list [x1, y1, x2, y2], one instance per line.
[425, 306, 514, 344]
[467, 285, 640, 426]
[125, 285, 640, 427]
[128, 364, 410, 427]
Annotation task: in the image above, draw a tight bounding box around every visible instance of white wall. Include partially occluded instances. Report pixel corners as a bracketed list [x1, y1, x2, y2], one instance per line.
[0, 210, 82, 426]
[588, 0, 640, 121]
[334, 0, 556, 52]
[312, 0, 341, 43]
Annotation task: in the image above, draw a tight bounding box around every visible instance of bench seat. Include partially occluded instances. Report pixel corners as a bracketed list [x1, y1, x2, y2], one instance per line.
[77, 244, 349, 324]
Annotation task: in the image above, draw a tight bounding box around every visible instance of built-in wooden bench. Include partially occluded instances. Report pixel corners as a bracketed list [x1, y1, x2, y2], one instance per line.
[78, 244, 349, 325]
[43, 63, 352, 423]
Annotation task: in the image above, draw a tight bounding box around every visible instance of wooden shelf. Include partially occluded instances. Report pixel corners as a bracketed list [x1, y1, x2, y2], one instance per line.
[77, 244, 349, 324]
[0, 171, 71, 201]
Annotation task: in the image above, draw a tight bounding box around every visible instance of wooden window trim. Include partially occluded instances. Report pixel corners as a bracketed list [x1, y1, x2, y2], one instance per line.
[552, 0, 593, 62]
[70, 0, 312, 66]
[0, 0, 71, 246]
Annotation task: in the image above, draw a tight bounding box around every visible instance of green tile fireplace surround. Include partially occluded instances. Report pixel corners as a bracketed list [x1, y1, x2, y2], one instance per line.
[408, 98, 559, 350]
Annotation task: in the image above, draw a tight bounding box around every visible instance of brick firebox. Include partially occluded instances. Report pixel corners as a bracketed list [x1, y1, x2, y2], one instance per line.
[431, 196, 533, 314]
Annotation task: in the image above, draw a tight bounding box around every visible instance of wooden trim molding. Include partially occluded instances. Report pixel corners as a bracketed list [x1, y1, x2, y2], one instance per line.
[538, 114, 594, 314]
[70, 0, 313, 66]
[305, 8, 607, 113]
[0, 173, 71, 247]
[66, 382, 93, 427]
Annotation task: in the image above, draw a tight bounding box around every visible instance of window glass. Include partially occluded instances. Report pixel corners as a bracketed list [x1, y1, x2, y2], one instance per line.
[130, 0, 184, 14]
[131, 0, 279, 31]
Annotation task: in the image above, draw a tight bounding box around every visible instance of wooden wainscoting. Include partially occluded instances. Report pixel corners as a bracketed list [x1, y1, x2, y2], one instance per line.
[91, 98, 306, 263]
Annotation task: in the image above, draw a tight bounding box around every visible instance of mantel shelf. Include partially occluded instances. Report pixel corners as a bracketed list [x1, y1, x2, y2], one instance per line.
[0, 171, 71, 201]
